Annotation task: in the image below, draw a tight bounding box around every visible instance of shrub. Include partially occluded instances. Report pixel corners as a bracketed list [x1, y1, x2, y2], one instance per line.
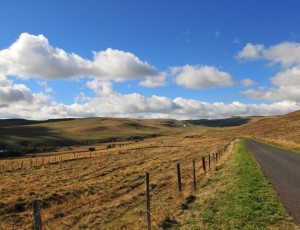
[88, 147, 96, 152]
[106, 144, 116, 149]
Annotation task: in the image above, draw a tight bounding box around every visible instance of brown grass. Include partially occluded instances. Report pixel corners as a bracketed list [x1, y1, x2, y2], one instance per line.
[0, 126, 232, 229]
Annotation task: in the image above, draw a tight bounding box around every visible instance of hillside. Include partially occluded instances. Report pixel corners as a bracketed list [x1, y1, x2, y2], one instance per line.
[185, 116, 264, 127]
[233, 110, 300, 149]
[0, 117, 186, 156]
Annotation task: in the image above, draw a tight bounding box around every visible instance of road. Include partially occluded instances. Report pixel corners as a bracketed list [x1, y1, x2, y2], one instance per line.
[244, 139, 300, 225]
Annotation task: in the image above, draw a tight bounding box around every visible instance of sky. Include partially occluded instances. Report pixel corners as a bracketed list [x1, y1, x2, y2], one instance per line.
[1, 0, 300, 120]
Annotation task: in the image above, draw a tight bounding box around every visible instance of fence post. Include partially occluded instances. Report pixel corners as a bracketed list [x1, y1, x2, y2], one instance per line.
[145, 172, 151, 230]
[202, 156, 206, 175]
[208, 154, 211, 170]
[177, 163, 182, 192]
[193, 159, 197, 191]
[33, 199, 42, 230]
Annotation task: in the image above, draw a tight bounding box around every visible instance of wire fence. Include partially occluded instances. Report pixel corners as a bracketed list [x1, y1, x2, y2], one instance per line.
[26, 141, 233, 229]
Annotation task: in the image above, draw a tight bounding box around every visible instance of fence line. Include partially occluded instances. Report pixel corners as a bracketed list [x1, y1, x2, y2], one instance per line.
[8, 141, 233, 229]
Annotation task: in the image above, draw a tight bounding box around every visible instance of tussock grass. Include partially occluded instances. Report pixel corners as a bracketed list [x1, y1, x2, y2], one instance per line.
[176, 139, 299, 229]
[0, 128, 232, 229]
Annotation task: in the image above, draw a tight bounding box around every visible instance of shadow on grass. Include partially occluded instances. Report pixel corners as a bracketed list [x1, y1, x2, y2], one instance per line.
[185, 117, 251, 127]
[0, 126, 76, 158]
[0, 118, 75, 128]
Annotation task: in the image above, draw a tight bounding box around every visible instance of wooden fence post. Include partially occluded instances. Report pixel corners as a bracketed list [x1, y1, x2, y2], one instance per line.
[145, 172, 151, 230]
[33, 199, 42, 230]
[193, 159, 196, 191]
[202, 156, 206, 175]
[208, 154, 211, 170]
[177, 163, 182, 192]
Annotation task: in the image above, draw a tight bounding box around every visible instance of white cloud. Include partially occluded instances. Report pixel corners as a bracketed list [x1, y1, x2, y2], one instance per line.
[263, 42, 300, 68]
[240, 78, 255, 87]
[86, 80, 115, 96]
[237, 41, 300, 68]
[236, 43, 265, 60]
[0, 33, 158, 81]
[1, 81, 297, 120]
[242, 67, 300, 102]
[173, 65, 233, 89]
[0, 75, 34, 104]
[74, 93, 91, 103]
[139, 72, 167, 87]
[91, 48, 157, 81]
[238, 42, 300, 102]
[271, 66, 300, 86]
[38, 81, 53, 93]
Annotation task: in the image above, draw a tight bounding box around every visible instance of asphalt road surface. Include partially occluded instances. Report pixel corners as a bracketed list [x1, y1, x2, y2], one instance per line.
[244, 139, 300, 225]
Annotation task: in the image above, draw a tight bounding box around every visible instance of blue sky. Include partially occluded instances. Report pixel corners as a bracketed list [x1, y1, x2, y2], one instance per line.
[1, 0, 300, 119]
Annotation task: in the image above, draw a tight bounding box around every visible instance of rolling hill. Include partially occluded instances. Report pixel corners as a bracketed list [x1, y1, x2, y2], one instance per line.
[232, 110, 300, 150]
[0, 117, 186, 156]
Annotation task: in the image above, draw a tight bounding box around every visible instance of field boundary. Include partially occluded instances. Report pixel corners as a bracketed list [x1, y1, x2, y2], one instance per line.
[25, 141, 234, 229]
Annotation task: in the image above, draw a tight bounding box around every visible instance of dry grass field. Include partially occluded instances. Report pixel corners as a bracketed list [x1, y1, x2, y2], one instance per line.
[232, 110, 300, 151]
[2, 111, 300, 229]
[0, 120, 232, 229]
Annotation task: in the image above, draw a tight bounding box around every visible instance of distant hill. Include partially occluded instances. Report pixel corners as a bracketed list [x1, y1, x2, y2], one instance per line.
[185, 117, 251, 127]
[233, 110, 300, 149]
[0, 117, 185, 156]
[0, 118, 75, 127]
[185, 116, 267, 127]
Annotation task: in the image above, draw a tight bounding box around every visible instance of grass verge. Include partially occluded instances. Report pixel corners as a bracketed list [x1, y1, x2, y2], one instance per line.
[176, 139, 299, 229]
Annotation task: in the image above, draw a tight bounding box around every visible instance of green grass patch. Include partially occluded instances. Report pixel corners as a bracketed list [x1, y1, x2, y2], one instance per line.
[177, 139, 298, 229]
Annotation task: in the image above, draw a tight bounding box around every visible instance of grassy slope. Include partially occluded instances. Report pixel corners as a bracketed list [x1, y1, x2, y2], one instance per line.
[233, 110, 300, 150]
[0, 128, 232, 229]
[176, 140, 299, 229]
[0, 117, 185, 154]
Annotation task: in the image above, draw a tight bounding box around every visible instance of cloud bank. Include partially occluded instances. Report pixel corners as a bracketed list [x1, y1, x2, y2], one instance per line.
[238, 42, 300, 102]
[173, 65, 234, 89]
[0, 33, 158, 81]
[1, 33, 299, 120]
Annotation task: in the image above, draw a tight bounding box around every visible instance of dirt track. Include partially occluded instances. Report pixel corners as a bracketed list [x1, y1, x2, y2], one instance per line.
[244, 139, 300, 225]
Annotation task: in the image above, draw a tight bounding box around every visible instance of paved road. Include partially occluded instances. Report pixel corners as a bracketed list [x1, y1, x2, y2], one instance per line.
[244, 139, 300, 225]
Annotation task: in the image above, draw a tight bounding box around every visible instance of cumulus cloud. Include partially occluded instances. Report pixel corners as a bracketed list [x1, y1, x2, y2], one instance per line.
[264, 42, 300, 68]
[1, 82, 297, 120]
[0, 76, 50, 119]
[86, 79, 115, 96]
[139, 72, 167, 87]
[91, 48, 157, 81]
[242, 75, 300, 102]
[236, 43, 265, 60]
[0, 33, 158, 81]
[240, 78, 256, 87]
[173, 65, 233, 89]
[237, 41, 300, 68]
[0, 75, 34, 104]
[38, 81, 53, 93]
[238, 41, 300, 102]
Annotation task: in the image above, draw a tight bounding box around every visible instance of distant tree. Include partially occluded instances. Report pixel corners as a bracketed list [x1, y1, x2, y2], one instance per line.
[107, 144, 116, 149]
[88, 147, 96, 152]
